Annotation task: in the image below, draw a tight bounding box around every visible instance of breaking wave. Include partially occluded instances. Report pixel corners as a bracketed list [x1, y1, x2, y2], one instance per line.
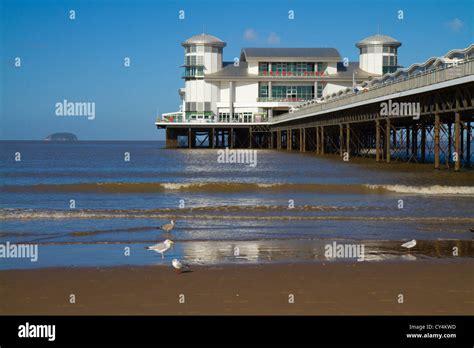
[1, 207, 474, 222]
[1, 182, 473, 195]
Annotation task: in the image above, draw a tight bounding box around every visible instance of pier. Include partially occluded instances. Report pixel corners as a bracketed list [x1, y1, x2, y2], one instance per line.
[157, 45, 474, 171]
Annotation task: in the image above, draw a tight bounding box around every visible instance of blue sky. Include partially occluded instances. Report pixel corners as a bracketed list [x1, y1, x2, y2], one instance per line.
[1, 0, 472, 140]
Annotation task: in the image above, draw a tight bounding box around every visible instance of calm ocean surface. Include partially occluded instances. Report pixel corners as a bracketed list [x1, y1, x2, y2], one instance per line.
[1, 141, 473, 269]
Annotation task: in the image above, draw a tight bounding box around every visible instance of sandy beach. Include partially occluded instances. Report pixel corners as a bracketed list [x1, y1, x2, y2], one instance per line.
[1, 260, 473, 315]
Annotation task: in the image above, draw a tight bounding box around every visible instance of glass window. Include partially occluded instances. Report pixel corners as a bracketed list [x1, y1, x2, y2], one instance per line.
[383, 56, 388, 66]
[190, 46, 196, 53]
[317, 84, 323, 98]
[259, 83, 268, 98]
[383, 46, 390, 53]
[197, 46, 204, 53]
[273, 63, 287, 73]
[219, 113, 230, 122]
[272, 86, 286, 98]
[197, 56, 204, 65]
[316, 63, 323, 72]
[360, 47, 367, 54]
[259, 62, 268, 73]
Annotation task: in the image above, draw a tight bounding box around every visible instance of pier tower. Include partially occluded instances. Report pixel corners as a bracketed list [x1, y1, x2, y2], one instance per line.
[181, 34, 226, 123]
[356, 34, 401, 75]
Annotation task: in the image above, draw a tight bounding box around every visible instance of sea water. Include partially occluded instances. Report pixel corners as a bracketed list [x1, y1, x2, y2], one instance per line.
[0, 141, 473, 269]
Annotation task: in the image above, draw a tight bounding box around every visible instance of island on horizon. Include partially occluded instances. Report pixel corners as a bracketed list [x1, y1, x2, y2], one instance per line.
[44, 132, 78, 142]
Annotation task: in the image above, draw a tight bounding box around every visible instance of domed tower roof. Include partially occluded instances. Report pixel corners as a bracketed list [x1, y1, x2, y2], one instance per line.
[356, 34, 401, 48]
[181, 34, 226, 48]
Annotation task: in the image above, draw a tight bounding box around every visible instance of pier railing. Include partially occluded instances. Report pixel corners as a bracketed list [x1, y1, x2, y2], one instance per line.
[272, 59, 474, 123]
[156, 114, 269, 124]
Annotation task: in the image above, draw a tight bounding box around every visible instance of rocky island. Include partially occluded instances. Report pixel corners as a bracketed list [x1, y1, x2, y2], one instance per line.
[44, 132, 78, 141]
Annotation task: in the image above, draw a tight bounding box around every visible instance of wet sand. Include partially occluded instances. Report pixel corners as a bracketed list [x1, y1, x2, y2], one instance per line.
[1, 260, 473, 315]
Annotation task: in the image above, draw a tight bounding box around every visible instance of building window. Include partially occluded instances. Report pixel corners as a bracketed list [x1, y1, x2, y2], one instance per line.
[296, 86, 314, 100]
[272, 85, 286, 98]
[219, 112, 230, 122]
[259, 62, 269, 74]
[183, 66, 204, 77]
[360, 47, 368, 54]
[185, 55, 203, 66]
[271, 85, 314, 100]
[186, 56, 196, 65]
[382, 54, 398, 74]
[317, 84, 323, 98]
[383, 46, 390, 53]
[196, 45, 204, 53]
[272, 62, 287, 73]
[259, 83, 268, 98]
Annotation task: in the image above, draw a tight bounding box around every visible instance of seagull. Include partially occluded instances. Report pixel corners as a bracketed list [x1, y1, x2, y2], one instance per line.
[401, 239, 417, 249]
[172, 258, 191, 274]
[146, 239, 174, 259]
[159, 220, 175, 233]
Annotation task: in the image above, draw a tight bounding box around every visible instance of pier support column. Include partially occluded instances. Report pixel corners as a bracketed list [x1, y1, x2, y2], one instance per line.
[421, 124, 426, 163]
[249, 128, 252, 149]
[412, 125, 418, 161]
[188, 128, 192, 149]
[320, 126, 325, 155]
[448, 123, 452, 161]
[277, 130, 281, 150]
[467, 122, 471, 167]
[434, 114, 440, 169]
[346, 123, 350, 157]
[386, 118, 391, 163]
[339, 124, 343, 157]
[455, 112, 461, 171]
[406, 126, 410, 158]
[375, 119, 381, 162]
[166, 128, 177, 148]
[287, 129, 291, 151]
[211, 128, 215, 149]
[301, 128, 306, 152]
[316, 127, 320, 155]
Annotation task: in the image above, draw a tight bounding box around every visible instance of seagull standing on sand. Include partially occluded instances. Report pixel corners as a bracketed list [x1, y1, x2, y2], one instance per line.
[172, 258, 191, 274]
[159, 220, 175, 233]
[401, 239, 417, 249]
[146, 239, 174, 259]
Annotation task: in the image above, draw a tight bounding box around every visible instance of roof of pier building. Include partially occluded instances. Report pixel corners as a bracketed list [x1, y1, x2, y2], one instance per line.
[356, 34, 401, 48]
[240, 47, 341, 62]
[181, 34, 227, 47]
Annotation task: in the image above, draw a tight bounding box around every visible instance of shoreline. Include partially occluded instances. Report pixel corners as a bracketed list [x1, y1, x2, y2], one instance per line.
[1, 259, 473, 315]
